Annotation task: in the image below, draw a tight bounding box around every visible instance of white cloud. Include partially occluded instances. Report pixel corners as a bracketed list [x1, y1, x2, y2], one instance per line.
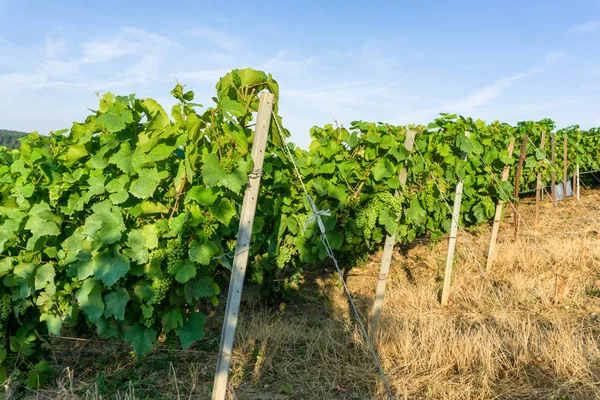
[440, 53, 564, 112]
[440, 72, 532, 112]
[0, 28, 179, 92]
[261, 50, 319, 75]
[0, 72, 82, 91]
[544, 52, 566, 65]
[44, 37, 67, 59]
[186, 28, 242, 52]
[80, 27, 176, 64]
[568, 20, 600, 34]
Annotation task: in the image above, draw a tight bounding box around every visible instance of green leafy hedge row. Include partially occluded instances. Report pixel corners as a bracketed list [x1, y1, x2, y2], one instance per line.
[0, 68, 597, 388]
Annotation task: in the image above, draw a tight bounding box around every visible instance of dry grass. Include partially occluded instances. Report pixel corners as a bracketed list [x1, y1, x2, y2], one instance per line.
[23, 189, 600, 400]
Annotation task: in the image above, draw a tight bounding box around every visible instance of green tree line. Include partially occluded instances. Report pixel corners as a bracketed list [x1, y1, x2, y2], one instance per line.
[0, 130, 27, 149]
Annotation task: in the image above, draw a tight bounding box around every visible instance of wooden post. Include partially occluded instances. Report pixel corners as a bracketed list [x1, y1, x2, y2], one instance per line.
[576, 164, 580, 200]
[212, 92, 274, 400]
[551, 133, 556, 204]
[441, 132, 470, 306]
[514, 134, 528, 239]
[535, 131, 546, 229]
[485, 140, 515, 271]
[369, 130, 416, 341]
[563, 133, 568, 205]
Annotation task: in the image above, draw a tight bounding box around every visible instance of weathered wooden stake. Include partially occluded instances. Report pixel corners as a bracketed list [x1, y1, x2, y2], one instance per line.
[535, 131, 547, 229]
[563, 133, 568, 205]
[441, 132, 471, 306]
[369, 130, 416, 341]
[576, 164, 580, 200]
[551, 133, 556, 204]
[485, 140, 515, 271]
[212, 93, 274, 400]
[514, 134, 528, 239]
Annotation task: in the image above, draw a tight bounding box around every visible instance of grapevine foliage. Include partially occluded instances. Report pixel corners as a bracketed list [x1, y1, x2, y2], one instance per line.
[0, 68, 598, 388]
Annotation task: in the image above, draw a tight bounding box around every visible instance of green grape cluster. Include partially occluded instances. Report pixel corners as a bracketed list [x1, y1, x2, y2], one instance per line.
[375, 192, 403, 214]
[141, 314, 155, 328]
[150, 247, 167, 263]
[397, 224, 409, 238]
[355, 199, 379, 239]
[422, 185, 436, 210]
[344, 229, 354, 243]
[276, 246, 293, 269]
[151, 276, 173, 305]
[57, 296, 70, 317]
[221, 158, 236, 174]
[0, 293, 11, 320]
[166, 239, 185, 274]
[297, 214, 308, 231]
[202, 211, 218, 237]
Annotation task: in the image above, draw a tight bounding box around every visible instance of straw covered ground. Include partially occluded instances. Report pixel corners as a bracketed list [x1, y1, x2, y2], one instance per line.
[25, 189, 600, 400]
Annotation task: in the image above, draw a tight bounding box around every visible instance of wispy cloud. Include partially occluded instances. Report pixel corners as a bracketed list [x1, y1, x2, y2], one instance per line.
[368, 79, 405, 95]
[186, 28, 242, 52]
[0, 72, 83, 91]
[80, 27, 176, 64]
[0, 28, 179, 91]
[567, 20, 600, 34]
[261, 50, 319, 75]
[440, 53, 564, 112]
[544, 51, 566, 65]
[43, 36, 67, 59]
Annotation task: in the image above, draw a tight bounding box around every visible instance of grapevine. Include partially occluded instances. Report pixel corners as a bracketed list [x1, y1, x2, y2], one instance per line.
[0, 66, 597, 392]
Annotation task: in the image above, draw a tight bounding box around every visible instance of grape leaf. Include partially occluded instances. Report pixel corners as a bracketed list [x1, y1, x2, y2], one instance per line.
[141, 225, 159, 249]
[201, 153, 247, 193]
[162, 307, 183, 333]
[109, 142, 135, 175]
[209, 198, 236, 225]
[124, 324, 157, 356]
[83, 202, 126, 247]
[185, 186, 218, 206]
[405, 198, 426, 223]
[173, 260, 196, 283]
[124, 229, 150, 264]
[372, 159, 394, 181]
[96, 105, 133, 133]
[175, 312, 205, 349]
[189, 240, 219, 265]
[76, 279, 105, 323]
[130, 168, 168, 199]
[103, 287, 130, 320]
[95, 316, 118, 339]
[93, 247, 130, 287]
[221, 98, 245, 118]
[24, 202, 59, 238]
[40, 314, 62, 336]
[34, 263, 55, 291]
[184, 276, 214, 303]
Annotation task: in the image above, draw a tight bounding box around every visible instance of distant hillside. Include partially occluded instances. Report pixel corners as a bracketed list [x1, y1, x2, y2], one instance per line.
[0, 129, 27, 149]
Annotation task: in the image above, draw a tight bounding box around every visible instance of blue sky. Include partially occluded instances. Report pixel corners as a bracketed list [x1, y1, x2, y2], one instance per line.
[0, 0, 599, 148]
